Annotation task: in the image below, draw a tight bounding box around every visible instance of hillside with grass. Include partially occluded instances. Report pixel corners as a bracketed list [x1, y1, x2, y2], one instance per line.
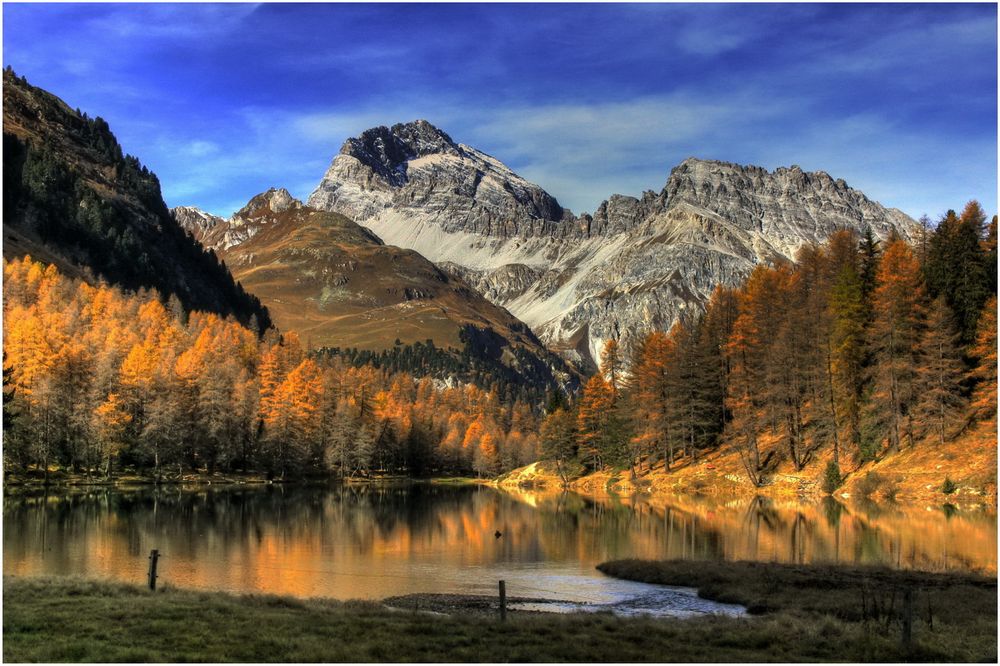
[178, 189, 581, 401]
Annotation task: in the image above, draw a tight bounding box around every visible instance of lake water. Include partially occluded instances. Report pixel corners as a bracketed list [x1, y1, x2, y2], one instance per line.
[3, 483, 995, 616]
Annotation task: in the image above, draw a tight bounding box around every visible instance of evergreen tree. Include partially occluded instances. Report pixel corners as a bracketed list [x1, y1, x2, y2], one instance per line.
[859, 228, 881, 306]
[828, 234, 868, 460]
[539, 407, 577, 482]
[3, 351, 20, 435]
[913, 297, 967, 446]
[984, 216, 997, 296]
[924, 203, 990, 344]
[866, 240, 925, 454]
[969, 296, 998, 422]
[545, 388, 568, 414]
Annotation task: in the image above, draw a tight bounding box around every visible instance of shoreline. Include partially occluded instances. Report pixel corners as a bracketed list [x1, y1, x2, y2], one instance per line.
[5, 469, 995, 524]
[1, 471, 488, 491]
[495, 453, 998, 510]
[6, 463, 993, 509]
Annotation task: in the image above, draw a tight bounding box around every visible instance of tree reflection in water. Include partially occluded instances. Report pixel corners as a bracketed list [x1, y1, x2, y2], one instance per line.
[3, 484, 995, 599]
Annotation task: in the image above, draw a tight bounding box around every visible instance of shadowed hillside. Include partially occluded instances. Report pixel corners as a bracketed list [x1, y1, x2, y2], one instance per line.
[2, 68, 270, 329]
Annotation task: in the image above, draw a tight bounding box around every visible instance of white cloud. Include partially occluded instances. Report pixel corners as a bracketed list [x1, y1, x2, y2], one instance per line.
[458, 91, 789, 211]
[184, 141, 221, 159]
[153, 82, 996, 221]
[87, 4, 261, 40]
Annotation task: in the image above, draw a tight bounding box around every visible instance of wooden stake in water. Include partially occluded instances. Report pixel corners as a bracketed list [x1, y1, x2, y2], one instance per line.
[499, 580, 507, 622]
[148, 549, 160, 591]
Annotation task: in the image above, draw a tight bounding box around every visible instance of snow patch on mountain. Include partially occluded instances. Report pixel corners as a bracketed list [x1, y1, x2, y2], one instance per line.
[308, 122, 921, 366]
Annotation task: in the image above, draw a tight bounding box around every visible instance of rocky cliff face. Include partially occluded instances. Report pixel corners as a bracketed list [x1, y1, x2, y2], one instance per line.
[172, 188, 304, 251]
[309, 120, 568, 239]
[171, 206, 226, 242]
[308, 122, 921, 368]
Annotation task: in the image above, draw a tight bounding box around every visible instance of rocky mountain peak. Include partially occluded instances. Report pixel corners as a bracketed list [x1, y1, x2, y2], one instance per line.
[171, 188, 305, 251]
[308, 131, 921, 367]
[340, 120, 461, 186]
[309, 120, 565, 233]
[171, 206, 226, 241]
[665, 157, 852, 200]
[661, 157, 916, 243]
[233, 187, 302, 222]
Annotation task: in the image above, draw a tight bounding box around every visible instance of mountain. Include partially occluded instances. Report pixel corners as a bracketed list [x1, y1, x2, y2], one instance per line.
[308, 120, 921, 366]
[175, 188, 578, 398]
[171, 206, 226, 243]
[173, 187, 302, 250]
[2, 69, 271, 330]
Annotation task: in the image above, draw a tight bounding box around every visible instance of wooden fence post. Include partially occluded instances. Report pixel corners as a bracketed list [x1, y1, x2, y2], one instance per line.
[499, 580, 507, 622]
[148, 549, 160, 591]
[901, 587, 913, 652]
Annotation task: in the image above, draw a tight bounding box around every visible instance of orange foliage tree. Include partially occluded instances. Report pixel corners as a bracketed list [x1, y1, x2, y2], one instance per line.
[2, 256, 542, 479]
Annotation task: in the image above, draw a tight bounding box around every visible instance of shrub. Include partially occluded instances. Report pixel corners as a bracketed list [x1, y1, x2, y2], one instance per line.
[856, 472, 882, 498]
[856, 471, 896, 501]
[822, 461, 842, 494]
[941, 477, 958, 495]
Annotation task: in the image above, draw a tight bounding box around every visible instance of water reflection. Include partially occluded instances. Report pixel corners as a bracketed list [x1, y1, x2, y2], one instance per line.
[3, 484, 995, 602]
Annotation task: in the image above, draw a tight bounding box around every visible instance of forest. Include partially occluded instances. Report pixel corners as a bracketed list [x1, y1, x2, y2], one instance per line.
[540, 201, 997, 489]
[316, 322, 575, 409]
[2, 256, 542, 481]
[2, 201, 996, 489]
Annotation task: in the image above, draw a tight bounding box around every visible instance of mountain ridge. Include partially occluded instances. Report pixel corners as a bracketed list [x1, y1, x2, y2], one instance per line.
[307, 120, 921, 366]
[2, 68, 271, 330]
[174, 188, 580, 397]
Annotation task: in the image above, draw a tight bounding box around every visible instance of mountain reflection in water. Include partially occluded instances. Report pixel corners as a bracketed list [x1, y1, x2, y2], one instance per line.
[3, 484, 995, 604]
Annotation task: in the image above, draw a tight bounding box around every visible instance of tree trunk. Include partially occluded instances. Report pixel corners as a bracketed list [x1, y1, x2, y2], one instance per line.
[825, 342, 840, 465]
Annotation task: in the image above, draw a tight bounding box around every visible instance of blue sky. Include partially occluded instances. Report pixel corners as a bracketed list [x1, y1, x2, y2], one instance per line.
[3, 3, 997, 219]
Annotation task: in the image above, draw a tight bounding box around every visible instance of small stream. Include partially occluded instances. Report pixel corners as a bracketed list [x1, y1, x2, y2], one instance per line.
[508, 575, 745, 617]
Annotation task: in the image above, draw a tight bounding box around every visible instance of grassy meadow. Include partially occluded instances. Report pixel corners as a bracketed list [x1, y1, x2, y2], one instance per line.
[4, 560, 996, 662]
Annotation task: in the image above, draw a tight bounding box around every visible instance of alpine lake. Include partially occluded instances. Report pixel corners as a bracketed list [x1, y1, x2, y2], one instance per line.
[3, 482, 995, 617]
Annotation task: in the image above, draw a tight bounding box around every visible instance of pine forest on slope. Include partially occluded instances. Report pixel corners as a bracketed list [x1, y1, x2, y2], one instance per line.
[531, 211, 996, 502]
[1, 69, 270, 331]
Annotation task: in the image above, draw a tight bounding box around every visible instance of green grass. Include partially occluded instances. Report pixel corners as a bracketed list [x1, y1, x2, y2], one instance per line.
[3, 467, 272, 488]
[5, 569, 995, 662]
[426, 477, 483, 485]
[598, 559, 998, 663]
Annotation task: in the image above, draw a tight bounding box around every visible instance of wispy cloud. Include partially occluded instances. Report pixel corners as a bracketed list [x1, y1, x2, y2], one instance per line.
[4, 3, 993, 219]
[86, 3, 260, 40]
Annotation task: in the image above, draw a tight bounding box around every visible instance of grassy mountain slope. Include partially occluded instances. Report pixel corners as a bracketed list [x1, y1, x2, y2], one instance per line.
[215, 200, 579, 396]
